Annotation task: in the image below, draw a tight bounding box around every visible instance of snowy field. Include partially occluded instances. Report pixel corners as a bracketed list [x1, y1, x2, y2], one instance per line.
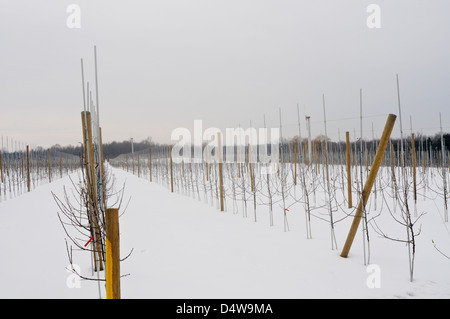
[0, 165, 450, 299]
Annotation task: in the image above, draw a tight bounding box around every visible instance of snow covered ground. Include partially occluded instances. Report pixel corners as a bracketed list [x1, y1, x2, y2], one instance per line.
[1, 165, 449, 299]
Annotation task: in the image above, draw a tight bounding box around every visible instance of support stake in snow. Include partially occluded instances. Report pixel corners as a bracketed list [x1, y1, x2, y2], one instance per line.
[341, 114, 397, 258]
[106, 208, 120, 299]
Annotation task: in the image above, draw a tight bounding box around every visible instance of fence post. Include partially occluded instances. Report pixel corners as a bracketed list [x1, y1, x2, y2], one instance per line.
[106, 208, 120, 299]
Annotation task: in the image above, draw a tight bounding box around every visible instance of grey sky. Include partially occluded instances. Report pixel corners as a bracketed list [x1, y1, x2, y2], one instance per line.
[1, 0, 449, 148]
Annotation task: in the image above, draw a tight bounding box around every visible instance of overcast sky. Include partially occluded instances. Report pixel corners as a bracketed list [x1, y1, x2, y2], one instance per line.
[1, 0, 449, 149]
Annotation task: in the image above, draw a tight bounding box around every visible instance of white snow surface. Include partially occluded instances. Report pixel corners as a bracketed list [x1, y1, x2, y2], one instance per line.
[1, 165, 450, 299]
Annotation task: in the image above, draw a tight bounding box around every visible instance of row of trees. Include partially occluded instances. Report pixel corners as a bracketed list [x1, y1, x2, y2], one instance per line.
[108, 116, 449, 282]
[48, 132, 450, 162]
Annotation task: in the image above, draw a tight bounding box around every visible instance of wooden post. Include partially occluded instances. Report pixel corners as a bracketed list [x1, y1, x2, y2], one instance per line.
[137, 153, 140, 178]
[237, 151, 241, 179]
[423, 149, 427, 174]
[106, 208, 120, 299]
[47, 149, 51, 183]
[60, 153, 62, 178]
[294, 143, 297, 186]
[26, 146, 30, 192]
[412, 133, 417, 202]
[21, 153, 24, 179]
[315, 142, 319, 173]
[346, 132, 352, 208]
[248, 143, 254, 193]
[205, 152, 209, 181]
[218, 133, 224, 211]
[149, 149, 152, 182]
[88, 112, 103, 271]
[81, 111, 104, 271]
[182, 159, 184, 178]
[36, 152, 39, 178]
[170, 146, 174, 192]
[81, 111, 97, 270]
[341, 114, 397, 258]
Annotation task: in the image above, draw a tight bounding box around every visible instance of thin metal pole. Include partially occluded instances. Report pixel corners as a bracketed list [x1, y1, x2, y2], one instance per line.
[397, 74, 413, 281]
[94, 46, 105, 296]
[440, 112, 448, 222]
[360, 89, 369, 265]
[94, 46, 105, 213]
[297, 104, 311, 238]
[279, 108, 288, 232]
[323, 94, 337, 250]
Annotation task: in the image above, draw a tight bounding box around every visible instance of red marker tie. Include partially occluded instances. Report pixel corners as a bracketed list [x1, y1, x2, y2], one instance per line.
[84, 236, 94, 247]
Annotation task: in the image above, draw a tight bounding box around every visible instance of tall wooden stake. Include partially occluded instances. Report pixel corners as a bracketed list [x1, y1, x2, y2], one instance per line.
[106, 208, 120, 299]
[341, 114, 397, 258]
[81, 111, 104, 271]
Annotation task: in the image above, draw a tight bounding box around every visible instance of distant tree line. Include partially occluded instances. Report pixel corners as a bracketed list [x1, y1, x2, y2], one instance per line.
[47, 132, 449, 160]
[288, 132, 450, 153]
[48, 137, 161, 159]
